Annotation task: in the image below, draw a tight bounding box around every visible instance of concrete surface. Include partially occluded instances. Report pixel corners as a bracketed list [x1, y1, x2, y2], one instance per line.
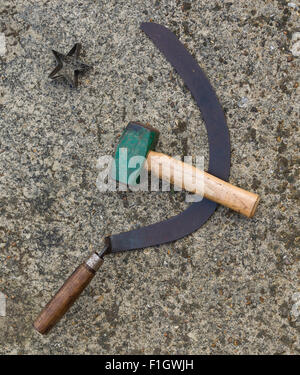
[0, 0, 299, 354]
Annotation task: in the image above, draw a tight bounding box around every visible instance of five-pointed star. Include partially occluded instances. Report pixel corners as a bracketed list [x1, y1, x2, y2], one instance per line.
[49, 43, 90, 88]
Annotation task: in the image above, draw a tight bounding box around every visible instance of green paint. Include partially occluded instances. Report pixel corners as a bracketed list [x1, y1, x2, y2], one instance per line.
[112, 122, 159, 186]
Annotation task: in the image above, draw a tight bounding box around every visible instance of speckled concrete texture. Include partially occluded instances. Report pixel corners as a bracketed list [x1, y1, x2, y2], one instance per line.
[0, 0, 299, 354]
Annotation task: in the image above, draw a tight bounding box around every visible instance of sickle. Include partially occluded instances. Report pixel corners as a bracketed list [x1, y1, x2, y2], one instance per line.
[109, 22, 231, 252]
[34, 23, 232, 334]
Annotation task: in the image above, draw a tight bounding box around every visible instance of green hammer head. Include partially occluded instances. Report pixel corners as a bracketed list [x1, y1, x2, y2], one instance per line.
[112, 122, 160, 186]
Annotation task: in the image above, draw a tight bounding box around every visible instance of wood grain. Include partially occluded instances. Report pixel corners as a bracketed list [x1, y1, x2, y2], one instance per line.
[33, 262, 101, 334]
[146, 151, 259, 218]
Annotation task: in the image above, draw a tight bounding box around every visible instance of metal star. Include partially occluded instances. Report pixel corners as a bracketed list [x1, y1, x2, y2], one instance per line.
[49, 43, 90, 88]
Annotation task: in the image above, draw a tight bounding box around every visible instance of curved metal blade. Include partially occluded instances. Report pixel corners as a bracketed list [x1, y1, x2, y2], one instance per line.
[109, 22, 231, 253]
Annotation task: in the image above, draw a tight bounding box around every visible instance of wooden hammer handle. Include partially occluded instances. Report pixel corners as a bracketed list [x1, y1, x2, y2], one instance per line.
[34, 253, 103, 335]
[147, 151, 259, 218]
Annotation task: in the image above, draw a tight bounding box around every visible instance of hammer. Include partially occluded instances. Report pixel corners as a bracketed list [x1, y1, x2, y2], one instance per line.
[33, 121, 260, 335]
[112, 122, 259, 218]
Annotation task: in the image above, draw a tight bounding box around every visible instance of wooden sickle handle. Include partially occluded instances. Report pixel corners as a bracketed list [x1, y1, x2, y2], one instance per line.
[146, 151, 260, 218]
[34, 253, 103, 335]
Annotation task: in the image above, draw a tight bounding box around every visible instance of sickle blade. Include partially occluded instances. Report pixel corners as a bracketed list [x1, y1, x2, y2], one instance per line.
[109, 22, 231, 253]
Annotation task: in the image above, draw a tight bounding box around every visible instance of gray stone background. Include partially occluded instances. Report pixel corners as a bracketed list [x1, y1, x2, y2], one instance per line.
[0, 0, 299, 354]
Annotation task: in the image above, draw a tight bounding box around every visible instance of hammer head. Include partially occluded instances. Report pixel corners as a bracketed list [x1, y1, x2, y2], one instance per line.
[112, 122, 160, 186]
